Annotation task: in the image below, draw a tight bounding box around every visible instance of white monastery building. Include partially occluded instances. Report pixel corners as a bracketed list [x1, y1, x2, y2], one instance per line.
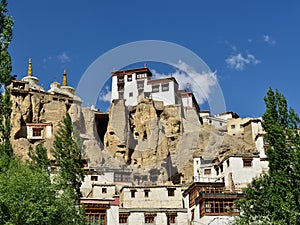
[111, 67, 199, 111]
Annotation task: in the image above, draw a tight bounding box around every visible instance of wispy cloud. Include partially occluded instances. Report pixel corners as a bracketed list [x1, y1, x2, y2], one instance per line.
[152, 61, 218, 105]
[226, 53, 260, 71]
[98, 86, 111, 102]
[57, 52, 71, 63]
[263, 35, 276, 45]
[43, 56, 52, 63]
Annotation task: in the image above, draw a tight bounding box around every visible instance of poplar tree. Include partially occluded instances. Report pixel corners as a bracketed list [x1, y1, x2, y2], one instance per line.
[232, 88, 300, 225]
[0, 0, 14, 158]
[52, 113, 84, 202]
[28, 143, 51, 172]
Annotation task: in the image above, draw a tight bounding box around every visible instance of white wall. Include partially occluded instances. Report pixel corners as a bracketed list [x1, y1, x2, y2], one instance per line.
[121, 187, 183, 208]
[127, 212, 144, 224]
[194, 156, 264, 191]
[197, 215, 234, 225]
[107, 205, 119, 225]
[111, 73, 180, 107]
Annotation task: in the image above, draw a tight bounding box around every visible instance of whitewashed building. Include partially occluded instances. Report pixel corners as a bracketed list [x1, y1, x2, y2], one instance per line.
[179, 90, 201, 113]
[193, 154, 266, 192]
[201, 111, 239, 130]
[227, 117, 267, 159]
[183, 182, 242, 225]
[119, 185, 188, 225]
[111, 68, 181, 107]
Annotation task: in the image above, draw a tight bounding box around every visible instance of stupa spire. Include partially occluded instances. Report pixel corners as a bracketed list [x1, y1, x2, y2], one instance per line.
[27, 58, 32, 76]
[62, 69, 67, 86]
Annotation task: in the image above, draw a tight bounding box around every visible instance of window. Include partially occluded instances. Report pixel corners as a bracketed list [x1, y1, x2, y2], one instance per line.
[167, 215, 176, 224]
[102, 188, 107, 194]
[226, 159, 230, 167]
[129, 92, 133, 97]
[118, 84, 124, 91]
[220, 122, 222, 126]
[137, 81, 144, 89]
[114, 173, 131, 182]
[240, 124, 244, 128]
[167, 188, 175, 197]
[127, 74, 132, 82]
[91, 175, 98, 181]
[231, 124, 236, 129]
[202, 199, 239, 217]
[136, 73, 147, 79]
[138, 89, 143, 96]
[204, 169, 211, 175]
[220, 165, 223, 173]
[122, 174, 131, 182]
[130, 190, 136, 198]
[144, 190, 150, 198]
[152, 85, 159, 93]
[215, 167, 219, 175]
[243, 158, 253, 167]
[32, 127, 42, 137]
[117, 75, 124, 83]
[162, 83, 169, 92]
[119, 92, 124, 99]
[114, 173, 122, 182]
[86, 211, 106, 225]
[119, 214, 129, 224]
[145, 214, 155, 224]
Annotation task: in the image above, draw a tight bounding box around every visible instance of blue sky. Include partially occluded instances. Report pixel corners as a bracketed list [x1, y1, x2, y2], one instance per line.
[7, 1, 300, 117]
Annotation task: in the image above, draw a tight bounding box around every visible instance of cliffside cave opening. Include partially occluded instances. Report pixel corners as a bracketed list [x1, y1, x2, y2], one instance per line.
[95, 112, 109, 144]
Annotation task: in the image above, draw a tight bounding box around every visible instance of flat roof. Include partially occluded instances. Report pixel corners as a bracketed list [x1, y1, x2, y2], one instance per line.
[147, 77, 178, 84]
[111, 67, 152, 76]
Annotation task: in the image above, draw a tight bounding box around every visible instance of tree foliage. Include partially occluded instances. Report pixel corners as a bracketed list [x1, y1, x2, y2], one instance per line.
[28, 143, 51, 172]
[0, 0, 14, 158]
[0, 157, 85, 225]
[52, 113, 84, 202]
[232, 88, 300, 225]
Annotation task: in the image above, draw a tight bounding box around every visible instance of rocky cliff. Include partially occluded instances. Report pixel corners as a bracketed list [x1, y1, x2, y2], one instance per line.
[102, 97, 254, 183]
[10, 87, 254, 184]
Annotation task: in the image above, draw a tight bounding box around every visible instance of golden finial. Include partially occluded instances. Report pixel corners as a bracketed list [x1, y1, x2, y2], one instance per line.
[62, 69, 67, 86]
[28, 58, 32, 76]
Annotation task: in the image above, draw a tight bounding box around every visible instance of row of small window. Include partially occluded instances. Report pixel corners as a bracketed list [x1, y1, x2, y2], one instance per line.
[230, 124, 244, 129]
[152, 83, 169, 92]
[203, 200, 239, 214]
[130, 188, 175, 198]
[117, 82, 169, 93]
[90, 174, 131, 183]
[119, 213, 176, 224]
[117, 73, 148, 83]
[208, 120, 224, 127]
[199, 158, 253, 176]
[86, 213, 106, 225]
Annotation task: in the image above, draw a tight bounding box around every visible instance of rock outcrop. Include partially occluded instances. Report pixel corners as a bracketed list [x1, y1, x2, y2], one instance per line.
[103, 97, 255, 183]
[9, 79, 255, 184]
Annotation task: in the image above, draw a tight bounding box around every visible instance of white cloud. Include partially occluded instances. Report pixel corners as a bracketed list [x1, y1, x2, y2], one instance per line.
[43, 56, 52, 63]
[98, 86, 111, 102]
[57, 52, 71, 63]
[226, 53, 260, 71]
[263, 35, 276, 45]
[152, 61, 218, 105]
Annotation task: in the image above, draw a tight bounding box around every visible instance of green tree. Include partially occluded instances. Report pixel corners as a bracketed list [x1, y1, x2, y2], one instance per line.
[52, 113, 84, 202]
[28, 143, 51, 173]
[232, 88, 300, 225]
[0, 157, 85, 225]
[0, 0, 14, 158]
